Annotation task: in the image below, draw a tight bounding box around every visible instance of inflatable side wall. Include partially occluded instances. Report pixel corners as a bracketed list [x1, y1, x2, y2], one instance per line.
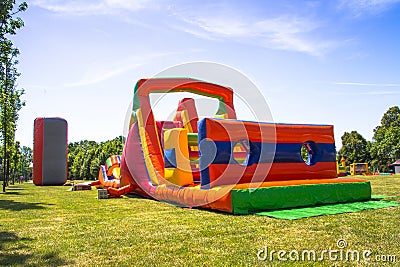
[198, 118, 337, 188]
[33, 117, 68, 186]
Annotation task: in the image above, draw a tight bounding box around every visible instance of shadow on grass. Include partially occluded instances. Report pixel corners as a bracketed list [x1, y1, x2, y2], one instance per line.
[0, 186, 27, 195]
[40, 252, 74, 266]
[0, 199, 53, 211]
[3, 191, 23, 195]
[0, 231, 74, 266]
[0, 231, 31, 250]
[0, 231, 33, 265]
[124, 193, 151, 199]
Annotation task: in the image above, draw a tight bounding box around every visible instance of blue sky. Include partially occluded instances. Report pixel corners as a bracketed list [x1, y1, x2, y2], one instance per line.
[12, 0, 400, 148]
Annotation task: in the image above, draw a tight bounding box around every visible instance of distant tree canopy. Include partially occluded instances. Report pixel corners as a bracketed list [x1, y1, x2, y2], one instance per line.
[338, 131, 370, 166]
[0, 143, 32, 182]
[68, 136, 124, 180]
[369, 106, 400, 172]
[338, 106, 400, 173]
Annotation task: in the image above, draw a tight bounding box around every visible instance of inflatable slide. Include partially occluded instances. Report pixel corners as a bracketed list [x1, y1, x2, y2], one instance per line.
[91, 78, 376, 214]
[91, 155, 121, 189]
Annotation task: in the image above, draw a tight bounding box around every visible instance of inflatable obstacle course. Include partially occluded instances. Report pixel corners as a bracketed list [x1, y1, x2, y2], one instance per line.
[89, 78, 398, 216]
[91, 155, 121, 189]
[337, 156, 347, 176]
[350, 163, 369, 175]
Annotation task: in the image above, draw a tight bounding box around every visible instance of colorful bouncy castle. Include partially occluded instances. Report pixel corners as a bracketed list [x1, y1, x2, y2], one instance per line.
[91, 155, 121, 189]
[94, 78, 373, 214]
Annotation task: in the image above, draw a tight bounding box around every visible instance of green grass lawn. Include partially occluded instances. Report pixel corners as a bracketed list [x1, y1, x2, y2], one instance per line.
[1, 175, 399, 266]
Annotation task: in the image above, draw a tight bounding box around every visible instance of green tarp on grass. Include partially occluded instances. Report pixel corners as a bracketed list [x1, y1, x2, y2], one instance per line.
[255, 200, 400, 220]
[231, 182, 372, 215]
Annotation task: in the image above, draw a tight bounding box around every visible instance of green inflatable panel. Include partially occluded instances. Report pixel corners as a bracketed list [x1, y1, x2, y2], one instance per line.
[231, 182, 372, 215]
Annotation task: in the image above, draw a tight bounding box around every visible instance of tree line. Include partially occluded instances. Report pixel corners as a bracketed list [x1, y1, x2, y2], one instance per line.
[0, 142, 31, 183]
[0, 135, 124, 183]
[338, 106, 400, 173]
[68, 136, 124, 180]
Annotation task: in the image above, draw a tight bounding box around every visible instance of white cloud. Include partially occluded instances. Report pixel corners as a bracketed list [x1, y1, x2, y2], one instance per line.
[332, 81, 400, 96]
[339, 0, 400, 15]
[332, 90, 400, 96]
[363, 90, 400, 95]
[63, 64, 136, 87]
[177, 14, 336, 57]
[32, 0, 156, 15]
[31, 1, 345, 57]
[335, 82, 400, 87]
[63, 51, 182, 88]
[171, 25, 220, 41]
[104, 0, 150, 10]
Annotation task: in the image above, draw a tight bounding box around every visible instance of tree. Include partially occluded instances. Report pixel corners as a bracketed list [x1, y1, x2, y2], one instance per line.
[370, 106, 400, 172]
[68, 140, 97, 179]
[20, 145, 32, 180]
[67, 137, 124, 180]
[9, 140, 20, 184]
[338, 131, 370, 166]
[0, 0, 28, 192]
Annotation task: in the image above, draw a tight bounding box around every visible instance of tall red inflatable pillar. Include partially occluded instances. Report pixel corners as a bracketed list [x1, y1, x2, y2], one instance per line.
[33, 117, 68, 186]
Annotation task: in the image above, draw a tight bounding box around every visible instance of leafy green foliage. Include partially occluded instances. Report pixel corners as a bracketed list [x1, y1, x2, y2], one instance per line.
[0, 1, 27, 35]
[0, 143, 31, 183]
[369, 106, 400, 172]
[0, 0, 28, 191]
[300, 144, 308, 162]
[68, 136, 124, 180]
[19, 145, 32, 175]
[337, 106, 400, 173]
[338, 131, 370, 166]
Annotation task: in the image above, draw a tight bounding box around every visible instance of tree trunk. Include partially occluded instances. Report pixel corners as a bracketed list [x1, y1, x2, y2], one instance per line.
[2, 128, 6, 192]
[6, 158, 10, 187]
